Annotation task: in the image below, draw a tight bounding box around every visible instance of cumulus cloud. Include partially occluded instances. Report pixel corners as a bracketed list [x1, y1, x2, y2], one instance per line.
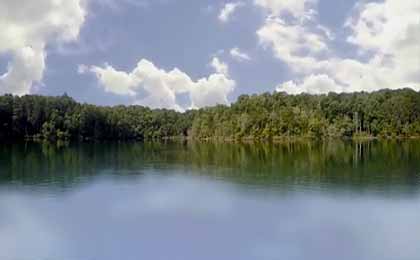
[257, 16, 328, 72]
[345, 0, 420, 84]
[230, 47, 251, 61]
[81, 58, 235, 110]
[276, 74, 343, 94]
[210, 57, 229, 75]
[0, 47, 45, 96]
[256, 0, 420, 94]
[218, 2, 244, 23]
[0, 0, 87, 95]
[89, 63, 138, 96]
[254, 0, 317, 18]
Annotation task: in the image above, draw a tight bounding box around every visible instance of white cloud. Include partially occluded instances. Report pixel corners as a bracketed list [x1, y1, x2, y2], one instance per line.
[258, 0, 420, 94]
[254, 0, 317, 18]
[0, 47, 45, 96]
[0, 0, 87, 95]
[345, 0, 420, 85]
[82, 58, 235, 111]
[257, 16, 328, 72]
[191, 73, 236, 109]
[219, 2, 244, 23]
[276, 74, 343, 94]
[230, 47, 251, 61]
[210, 57, 229, 75]
[89, 63, 137, 96]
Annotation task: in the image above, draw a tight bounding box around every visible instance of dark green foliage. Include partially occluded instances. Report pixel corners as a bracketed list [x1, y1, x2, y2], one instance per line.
[191, 89, 420, 139]
[0, 89, 419, 141]
[0, 94, 190, 141]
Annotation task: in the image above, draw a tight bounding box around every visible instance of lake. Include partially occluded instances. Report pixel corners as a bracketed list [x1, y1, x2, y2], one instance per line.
[1, 140, 420, 260]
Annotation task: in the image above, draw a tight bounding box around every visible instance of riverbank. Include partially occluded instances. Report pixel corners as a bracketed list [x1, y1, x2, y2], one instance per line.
[5, 134, 419, 146]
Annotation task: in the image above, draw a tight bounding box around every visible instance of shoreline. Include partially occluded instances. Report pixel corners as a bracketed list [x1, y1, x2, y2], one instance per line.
[2, 135, 419, 145]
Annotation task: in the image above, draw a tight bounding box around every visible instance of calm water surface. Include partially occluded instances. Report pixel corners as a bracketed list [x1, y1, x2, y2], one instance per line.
[1, 140, 420, 260]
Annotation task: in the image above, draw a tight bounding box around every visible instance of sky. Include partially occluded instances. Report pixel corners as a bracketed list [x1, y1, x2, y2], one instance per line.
[0, 0, 419, 110]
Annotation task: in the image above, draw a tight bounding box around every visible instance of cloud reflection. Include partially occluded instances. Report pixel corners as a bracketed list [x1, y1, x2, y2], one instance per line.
[1, 174, 420, 260]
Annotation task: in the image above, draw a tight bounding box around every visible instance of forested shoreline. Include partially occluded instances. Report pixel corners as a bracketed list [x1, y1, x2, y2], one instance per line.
[1, 88, 420, 142]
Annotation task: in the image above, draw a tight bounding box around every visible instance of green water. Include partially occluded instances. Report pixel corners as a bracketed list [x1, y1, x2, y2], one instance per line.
[1, 140, 420, 260]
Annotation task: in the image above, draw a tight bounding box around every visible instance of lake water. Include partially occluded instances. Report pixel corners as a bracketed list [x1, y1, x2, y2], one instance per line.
[1, 140, 420, 260]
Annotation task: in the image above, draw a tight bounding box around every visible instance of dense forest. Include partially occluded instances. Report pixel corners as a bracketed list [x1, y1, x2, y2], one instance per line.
[0, 88, 419, 141]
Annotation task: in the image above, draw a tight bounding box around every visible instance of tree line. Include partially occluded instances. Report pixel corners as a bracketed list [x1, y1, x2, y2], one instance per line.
[0, 88, 419, 141]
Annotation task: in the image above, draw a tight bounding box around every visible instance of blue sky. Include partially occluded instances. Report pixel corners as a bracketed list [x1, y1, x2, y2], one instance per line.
[0, 0, 418, 110]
